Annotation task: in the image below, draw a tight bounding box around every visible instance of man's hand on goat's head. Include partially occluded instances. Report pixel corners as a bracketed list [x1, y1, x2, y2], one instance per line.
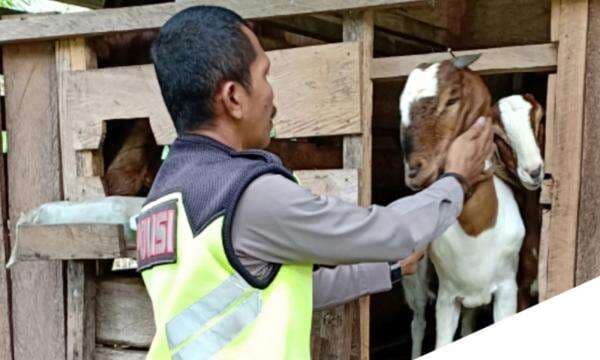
[445, 116, 494, 190]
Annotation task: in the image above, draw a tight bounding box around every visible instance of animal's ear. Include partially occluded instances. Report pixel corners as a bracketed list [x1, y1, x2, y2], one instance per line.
[523, 93, 544, 142]
[451, 53, 482, 69]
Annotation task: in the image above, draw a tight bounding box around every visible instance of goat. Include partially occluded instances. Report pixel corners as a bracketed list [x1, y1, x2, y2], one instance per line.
[399, 56, 544, 356]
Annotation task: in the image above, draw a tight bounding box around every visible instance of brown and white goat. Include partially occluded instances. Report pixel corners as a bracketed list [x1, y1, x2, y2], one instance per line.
[398, 55, 544, 355]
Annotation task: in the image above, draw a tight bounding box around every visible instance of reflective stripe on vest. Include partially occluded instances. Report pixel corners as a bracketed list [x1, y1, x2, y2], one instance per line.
[173, 292, 262, 360]
[166, 274, 250, 350]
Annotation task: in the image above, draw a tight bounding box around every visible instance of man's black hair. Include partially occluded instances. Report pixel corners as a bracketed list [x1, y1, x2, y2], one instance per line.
[151, 6, 256, 133]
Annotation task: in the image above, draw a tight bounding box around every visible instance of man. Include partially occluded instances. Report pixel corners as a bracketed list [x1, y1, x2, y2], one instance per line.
[137, 5, 493, 359]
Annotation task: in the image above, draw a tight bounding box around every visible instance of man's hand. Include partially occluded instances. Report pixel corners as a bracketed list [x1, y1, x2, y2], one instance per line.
[445, 117, 494, 189]
[397, 248, 426, 276]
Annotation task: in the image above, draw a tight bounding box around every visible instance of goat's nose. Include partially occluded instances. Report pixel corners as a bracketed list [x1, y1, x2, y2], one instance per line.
[408, 163, 422, 179]
[528, 165, 542, 179]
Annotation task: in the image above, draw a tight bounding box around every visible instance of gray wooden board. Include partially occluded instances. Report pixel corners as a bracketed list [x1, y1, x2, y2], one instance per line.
[66, 42, 362, 150]
[16, 224, 125, 260]
[0, 0, 422, 44]
[3, 41, 66, 360]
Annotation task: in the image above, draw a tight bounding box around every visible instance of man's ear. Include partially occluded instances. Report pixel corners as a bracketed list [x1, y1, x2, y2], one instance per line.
[219, 81, 245, 120]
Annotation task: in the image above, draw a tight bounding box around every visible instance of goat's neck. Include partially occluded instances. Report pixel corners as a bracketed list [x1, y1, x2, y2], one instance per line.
[457, 176, 498, 236]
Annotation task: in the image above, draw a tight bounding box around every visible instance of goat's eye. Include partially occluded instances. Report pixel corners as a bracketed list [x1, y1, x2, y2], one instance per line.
[447, 97, 460, 106]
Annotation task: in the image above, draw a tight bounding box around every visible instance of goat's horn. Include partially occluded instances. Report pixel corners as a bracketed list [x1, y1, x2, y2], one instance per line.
[451, 53, 482, 69]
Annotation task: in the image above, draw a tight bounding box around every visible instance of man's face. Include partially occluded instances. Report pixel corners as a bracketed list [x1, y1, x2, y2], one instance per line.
[239, 26, 276, 150]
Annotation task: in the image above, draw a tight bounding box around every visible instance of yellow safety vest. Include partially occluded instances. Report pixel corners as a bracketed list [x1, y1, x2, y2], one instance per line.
[138, 192, 313, 359]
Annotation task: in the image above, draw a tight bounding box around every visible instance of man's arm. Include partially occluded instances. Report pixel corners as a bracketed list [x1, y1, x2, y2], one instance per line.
[312, 263, 392, 310]
[231, 174, 463, 266]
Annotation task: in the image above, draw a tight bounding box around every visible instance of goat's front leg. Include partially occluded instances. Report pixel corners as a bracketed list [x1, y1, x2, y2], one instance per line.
[460, 307, 478, 338]
[435, 292, 460, 349]
[493, 280, 518, 322]
[402, 258, 429, 359]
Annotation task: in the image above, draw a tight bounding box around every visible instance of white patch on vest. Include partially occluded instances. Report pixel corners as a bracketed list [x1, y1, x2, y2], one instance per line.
[400, 63, 441, 127]
[498, 95, 543, 187]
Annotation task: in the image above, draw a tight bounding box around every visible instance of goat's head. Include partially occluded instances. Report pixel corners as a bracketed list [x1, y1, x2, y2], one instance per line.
[492, 94, 544, 191]
[399, 54, 491, 190]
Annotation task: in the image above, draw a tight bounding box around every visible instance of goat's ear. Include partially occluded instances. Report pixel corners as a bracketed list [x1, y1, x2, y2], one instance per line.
[451, 53, 482, 69]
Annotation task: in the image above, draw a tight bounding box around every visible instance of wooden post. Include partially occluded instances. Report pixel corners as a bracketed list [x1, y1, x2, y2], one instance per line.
[344, 10, 374, 360]
[0, 60, 13, 360]
[56, 37, 99, 360]
[576, 0, 600, 286]
[310, 10, 374, 360]
[542, 0, 589, 299]
[3, 41, 66, 360]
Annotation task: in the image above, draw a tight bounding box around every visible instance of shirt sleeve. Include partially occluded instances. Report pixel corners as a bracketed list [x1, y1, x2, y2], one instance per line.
[231, 174, 463, 266]
[312, 263, 392, 310]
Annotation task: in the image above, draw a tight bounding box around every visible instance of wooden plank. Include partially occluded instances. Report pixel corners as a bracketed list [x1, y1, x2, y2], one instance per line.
[545, 0, 589, 298]
[545, 74, 557, 175]
[0, 0, 422, 44]
[344, 10, 374, 360]
[57, 37, 105, 201]
[540, 179, 555, 207]
[66, 42, 361, 150]
[96, 277, 154, 348]
[371, 43, 558, 81]
[576, 0, 600, 286]
[538, 208, 551, 301]
[16, 224, 126, 260]
[0, 64, 12, 360]
[3, 41, 66, 360]
[67, 261, 96, 360]
[296, 169, 358, 204]
[95, 347, 147, 360]
[551, 0, 561, 42]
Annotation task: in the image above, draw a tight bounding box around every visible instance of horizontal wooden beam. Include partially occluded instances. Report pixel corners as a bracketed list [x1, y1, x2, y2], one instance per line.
[96, 277, 154, 348]
[16, 224, 125, 260]
[0, 0, 422, 44]
[68, 42, 362, 149]
[371, 43, 558, 80]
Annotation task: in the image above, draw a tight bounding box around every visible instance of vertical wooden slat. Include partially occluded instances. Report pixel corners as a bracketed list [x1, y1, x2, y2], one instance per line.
[0, 61, 13, 360]
[56, 37, 99, 360]
[57, 37, 104, 202]
[538, 74, 556, 302]
[551, 0, 561, 43]
[3, 41, 66, 360]
[545, 0, 589, 299]
[576, 0, 600, 286]
[343, 10, 374, 360]
[67, 261, 96, 360]
[310, 10, 374, 360]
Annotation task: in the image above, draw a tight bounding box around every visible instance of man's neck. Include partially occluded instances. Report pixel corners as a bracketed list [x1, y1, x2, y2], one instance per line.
[189, 124, 244, 151]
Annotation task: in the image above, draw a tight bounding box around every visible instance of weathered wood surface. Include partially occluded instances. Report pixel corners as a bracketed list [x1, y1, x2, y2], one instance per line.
[0, 67, 12, 360]
[577, 0, 600, 286]
[66, 42, 362, 151]
[545, 74, 557, 175]
[343, 10, 374, 360]
[57, 37, 105, 201]
[371, 43, 558, 80]
[0, 0, 422, 44]
[95, 347, 147, 360]
[3, 41, 66, 360]
[296, 169, 359, 204]
[96, 277, 155, 348]
[16, 224, 125, 260]
[544, 0, 589, 299]
[67, 261, 96, 360]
